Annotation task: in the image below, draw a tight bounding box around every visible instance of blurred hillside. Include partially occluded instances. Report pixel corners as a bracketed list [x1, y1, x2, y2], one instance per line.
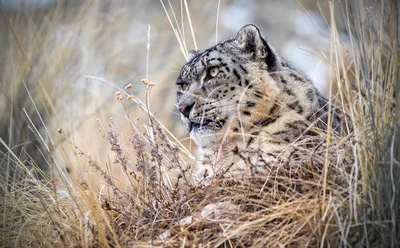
[0, 0, 347, 178]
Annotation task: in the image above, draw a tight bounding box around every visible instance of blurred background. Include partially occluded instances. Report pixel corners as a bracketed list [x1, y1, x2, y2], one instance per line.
[0, 0, 348, 182]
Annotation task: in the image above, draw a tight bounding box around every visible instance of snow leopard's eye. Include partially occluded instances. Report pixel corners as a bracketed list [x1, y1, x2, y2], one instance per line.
[205, 66, 219, 81]
[180, 83, 188, 91]
[176, 77, 188, 90]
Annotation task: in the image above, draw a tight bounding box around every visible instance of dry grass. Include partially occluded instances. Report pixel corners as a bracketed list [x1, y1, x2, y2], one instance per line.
[0, 0, 399, 247]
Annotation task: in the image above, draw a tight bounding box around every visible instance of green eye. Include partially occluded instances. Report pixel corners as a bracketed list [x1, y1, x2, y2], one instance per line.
[208, 66, 219, 78]
[181, 84, 188, 90]
[176, 77, 188, 90]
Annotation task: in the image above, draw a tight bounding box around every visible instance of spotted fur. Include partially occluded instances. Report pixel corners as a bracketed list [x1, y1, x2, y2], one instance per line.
[176, 24, 343, 186]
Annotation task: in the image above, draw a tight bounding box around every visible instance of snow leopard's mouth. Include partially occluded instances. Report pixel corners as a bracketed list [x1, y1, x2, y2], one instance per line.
[184, 118, 226, 133]
[185, 118, 228, 147]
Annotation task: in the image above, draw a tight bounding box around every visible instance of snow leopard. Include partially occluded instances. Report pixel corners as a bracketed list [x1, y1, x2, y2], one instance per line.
[176, 24, 343, 186]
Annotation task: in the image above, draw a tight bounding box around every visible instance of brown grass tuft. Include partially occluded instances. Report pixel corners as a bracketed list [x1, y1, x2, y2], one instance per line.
[0, 0, 398, 247]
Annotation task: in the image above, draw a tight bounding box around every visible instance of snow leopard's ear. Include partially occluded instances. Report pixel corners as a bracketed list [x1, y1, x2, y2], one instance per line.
[235, 24, 280, 71]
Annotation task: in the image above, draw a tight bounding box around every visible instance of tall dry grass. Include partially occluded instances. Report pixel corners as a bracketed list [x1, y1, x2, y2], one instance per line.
[0, 0, 399, 247]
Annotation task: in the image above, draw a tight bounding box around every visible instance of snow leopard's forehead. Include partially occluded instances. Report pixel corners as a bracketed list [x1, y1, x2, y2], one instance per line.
[179, 38, 245, 82]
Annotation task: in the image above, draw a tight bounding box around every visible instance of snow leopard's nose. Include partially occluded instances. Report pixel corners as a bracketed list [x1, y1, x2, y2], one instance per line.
[179, 102, 195, 118]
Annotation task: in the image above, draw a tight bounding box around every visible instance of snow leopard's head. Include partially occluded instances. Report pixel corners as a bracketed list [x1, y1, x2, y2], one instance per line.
[176, 24, 281, 147]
